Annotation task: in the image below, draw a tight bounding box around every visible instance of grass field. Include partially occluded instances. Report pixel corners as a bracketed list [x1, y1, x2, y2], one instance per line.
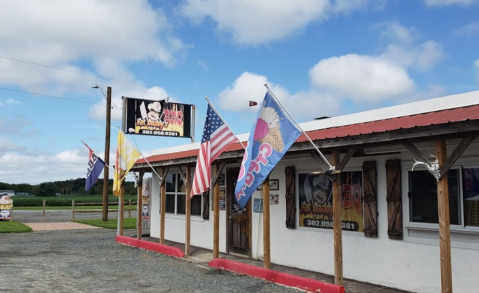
[12, 195, 137, 207]
[0, 221, 33, 233]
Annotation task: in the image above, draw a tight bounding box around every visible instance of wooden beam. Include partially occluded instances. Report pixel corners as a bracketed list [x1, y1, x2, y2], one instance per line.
[336, 148, 356, 171]
[402, 141, 431, 163]
[439, 136, 475, 178]
[137, 170, 144, 240]
[436, 140, 453, 293]
[185, 166, 191, 256]
[213, 163, 220, 258]
[262, 177, 271, 269]
[211, 161, 226, 186]
[309, 151, 330, 170]
[332, 150, 343, 286]
[160, 167, 167, 244]
[157, 166, 169, 187]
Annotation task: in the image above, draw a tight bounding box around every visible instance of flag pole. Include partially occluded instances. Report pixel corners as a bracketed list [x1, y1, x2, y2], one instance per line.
[264, 84, 335, 172]
[205, 97, 246, 150]
[116, 128, 163, 182]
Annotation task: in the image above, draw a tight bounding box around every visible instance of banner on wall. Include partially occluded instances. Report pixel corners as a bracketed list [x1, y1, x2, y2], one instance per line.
[142, 177, 152, 219]
[123, 97, 193, 138]
[298, 171, 363, 232]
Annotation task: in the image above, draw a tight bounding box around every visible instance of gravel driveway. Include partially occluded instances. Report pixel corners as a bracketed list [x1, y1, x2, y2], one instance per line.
[1, 211, 300, 293]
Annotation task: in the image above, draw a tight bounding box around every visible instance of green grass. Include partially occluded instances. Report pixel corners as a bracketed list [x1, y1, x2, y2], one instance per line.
[74, 218, 136, 229]
[0, 221, 33, 233]
[15, 205, 137, 211]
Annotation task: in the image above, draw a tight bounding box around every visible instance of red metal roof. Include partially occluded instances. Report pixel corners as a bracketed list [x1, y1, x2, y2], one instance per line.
[137, 104, 479, 164]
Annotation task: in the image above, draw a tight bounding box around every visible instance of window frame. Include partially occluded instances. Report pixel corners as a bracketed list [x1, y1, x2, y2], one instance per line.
[403, 160, 479, 249]
[164, 171, 203, 218]
[407, 166, 463, 227]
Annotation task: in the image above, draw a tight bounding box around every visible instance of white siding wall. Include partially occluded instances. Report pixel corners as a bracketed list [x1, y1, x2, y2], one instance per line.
[148, 141, 479, 293]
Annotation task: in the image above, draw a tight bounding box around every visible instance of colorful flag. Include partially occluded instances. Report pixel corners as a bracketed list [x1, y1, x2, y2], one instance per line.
[235, 92, 301, 208]
[113, 130, 141, 197]
[84, 142, 105, 192]
[191, 104, 236, 196]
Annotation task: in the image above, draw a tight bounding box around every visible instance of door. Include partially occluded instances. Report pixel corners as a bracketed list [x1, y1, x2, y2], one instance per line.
[227, 168, 251, 257]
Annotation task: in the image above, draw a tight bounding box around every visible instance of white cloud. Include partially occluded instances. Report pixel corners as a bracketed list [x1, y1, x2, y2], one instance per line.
[0, 149, 85, 184]
[6, 99, 20, 104]
[217, 72, 342, 121]
[0, 117, 34, 135]
[423, 0, 478, 7]
[0, 0, 186, 93]
[0, 138, 27, 153]
[454, 22, 479, 36]
[381, 22, 416, 44]
[416, 41, 445, 71]
[180, 0, 376, 46]
[380, 24, 445, 71]
[217, 72, 272, 111]
[309, 54, 415, 102]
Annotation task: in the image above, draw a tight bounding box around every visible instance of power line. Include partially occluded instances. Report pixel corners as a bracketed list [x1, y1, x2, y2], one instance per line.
[0, 86, 106, 106]
[0, 55, 204, 97]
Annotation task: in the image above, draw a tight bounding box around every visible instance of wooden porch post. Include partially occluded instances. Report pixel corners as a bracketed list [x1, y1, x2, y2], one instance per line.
[160, 168, 166, 244]
[436, 140, 453, 293]
[332, 150, 343, 285]
[119, 185, 125, 236]
[185, 166, 191, 256]
[137, 170, 144, 240]
[213, 163, 220, 258]
[263, 177, 271, 269]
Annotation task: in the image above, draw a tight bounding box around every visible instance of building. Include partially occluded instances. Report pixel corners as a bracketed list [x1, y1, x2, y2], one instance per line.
[132, 90, 479, 293]
[0, 190, 15, 197]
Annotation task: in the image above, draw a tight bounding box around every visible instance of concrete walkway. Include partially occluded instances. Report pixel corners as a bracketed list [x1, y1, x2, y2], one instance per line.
[24, 222, 100, 231]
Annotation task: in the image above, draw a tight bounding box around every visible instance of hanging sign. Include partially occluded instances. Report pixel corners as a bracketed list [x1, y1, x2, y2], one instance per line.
[123, 97, 193, 138]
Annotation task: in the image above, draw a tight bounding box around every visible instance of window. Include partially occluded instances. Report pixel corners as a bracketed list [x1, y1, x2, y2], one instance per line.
[298, 171, 363, 232]
[164, 172, 202, 216]
[463, 167, 479, 227]
[409, 169, 460, 225]
[409, 167, 479, 227]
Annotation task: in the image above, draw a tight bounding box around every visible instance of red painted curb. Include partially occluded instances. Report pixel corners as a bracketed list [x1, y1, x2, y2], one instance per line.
[209, 258, 344, 293]
[115, 236, 185, 258]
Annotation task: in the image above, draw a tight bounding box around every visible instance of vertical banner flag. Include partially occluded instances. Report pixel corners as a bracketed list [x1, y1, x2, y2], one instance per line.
[235, 92, 301, 208]
[84, 143, 105, 191]
[113, 130, 141, 197]
[191, 104, 236, 196]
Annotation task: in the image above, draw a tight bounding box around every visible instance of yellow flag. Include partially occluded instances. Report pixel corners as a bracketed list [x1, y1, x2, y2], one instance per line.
[113, 130, 141, 197]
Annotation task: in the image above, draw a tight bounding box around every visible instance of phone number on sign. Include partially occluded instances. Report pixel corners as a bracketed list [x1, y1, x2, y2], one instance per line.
[303, 219, 359, 231]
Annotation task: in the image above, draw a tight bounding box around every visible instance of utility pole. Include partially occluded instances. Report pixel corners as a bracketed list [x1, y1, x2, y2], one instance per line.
[102, 87, 112, 222]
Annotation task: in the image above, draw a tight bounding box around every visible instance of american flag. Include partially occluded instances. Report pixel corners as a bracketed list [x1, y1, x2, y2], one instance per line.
[191, 104, 236, 197]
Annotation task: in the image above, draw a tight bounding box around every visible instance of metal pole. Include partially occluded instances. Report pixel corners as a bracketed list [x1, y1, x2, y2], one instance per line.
[102, 87, 112, 222]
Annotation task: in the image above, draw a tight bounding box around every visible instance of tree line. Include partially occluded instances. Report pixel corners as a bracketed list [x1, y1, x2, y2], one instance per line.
[0, 178, 137, 196]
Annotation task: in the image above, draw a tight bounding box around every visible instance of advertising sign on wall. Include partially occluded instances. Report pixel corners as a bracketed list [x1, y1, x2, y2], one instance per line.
[123, 97, 193, 138]
[298, 171, 363, 232]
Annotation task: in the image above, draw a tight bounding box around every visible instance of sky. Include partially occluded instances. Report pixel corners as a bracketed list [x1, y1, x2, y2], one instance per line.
[1, 0, 479, 185]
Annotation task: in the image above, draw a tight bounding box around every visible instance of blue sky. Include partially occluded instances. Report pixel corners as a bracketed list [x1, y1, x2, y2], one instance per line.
[0, 0, 478, 184]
